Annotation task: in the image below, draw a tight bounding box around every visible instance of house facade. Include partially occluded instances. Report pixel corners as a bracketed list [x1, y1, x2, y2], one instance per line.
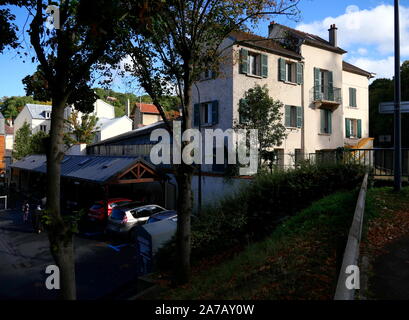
[131, 103, 162, 128]
[192, 23, 373, 169]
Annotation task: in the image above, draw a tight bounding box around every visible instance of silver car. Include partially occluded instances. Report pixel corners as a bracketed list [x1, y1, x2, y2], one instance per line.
[106, 204, 166, 238]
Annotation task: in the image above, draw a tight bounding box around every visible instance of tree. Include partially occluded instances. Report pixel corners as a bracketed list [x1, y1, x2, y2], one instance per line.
[234, 84, 287, 168]
[64, 110, 99, 146]
[0, 96, 50, 120]
[12, 122, 32, 160]
[12, 123, 48, 159]
[126, 0, 300, 284]
[3, 0, 155, 299]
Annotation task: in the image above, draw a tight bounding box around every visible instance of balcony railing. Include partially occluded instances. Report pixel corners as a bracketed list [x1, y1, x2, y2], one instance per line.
[310, 85, 342, 107]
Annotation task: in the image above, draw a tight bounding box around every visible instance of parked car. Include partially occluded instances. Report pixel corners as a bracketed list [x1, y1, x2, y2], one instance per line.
[106, 204, 166, 238]
[146, 210, 177, 224]
[87, 198, 132, 222]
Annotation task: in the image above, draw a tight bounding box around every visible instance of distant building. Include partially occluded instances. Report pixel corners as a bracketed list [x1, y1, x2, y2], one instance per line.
[131, 103, 162, 128]
[94, 115, 133, 143]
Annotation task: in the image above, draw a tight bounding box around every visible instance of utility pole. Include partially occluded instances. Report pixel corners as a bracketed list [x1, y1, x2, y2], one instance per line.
[394, 0, 402, 191]
[194, 83, 202, 215]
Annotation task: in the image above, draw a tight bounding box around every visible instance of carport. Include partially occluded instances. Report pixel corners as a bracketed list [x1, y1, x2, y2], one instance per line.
[10, 155, 174, 210]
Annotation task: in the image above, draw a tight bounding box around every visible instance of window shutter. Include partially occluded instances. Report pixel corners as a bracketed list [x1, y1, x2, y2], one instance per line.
[194, 103, 200, 127]
[285, 105, 291, 127]
[349, 88, 353, 106]
[353, 88, 357, 107]
[261, 54, 268, 77]
[328, 110, 332, 134]
[279, 58, 286, 81]
[320, 109, 325, 133]
[296, 63, 303, 85]
[357, 119, 362, 138]
[296, 106, 303, 128]
[314, 68, 321, 100]
[345, 118, 351, 138]
[327, 71, 334, 101]
[211, 100, 219, 125]
[239, 49, 249, 74]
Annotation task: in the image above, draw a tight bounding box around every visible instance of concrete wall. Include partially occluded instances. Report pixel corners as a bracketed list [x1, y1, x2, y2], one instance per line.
[99, 116, 133, 141]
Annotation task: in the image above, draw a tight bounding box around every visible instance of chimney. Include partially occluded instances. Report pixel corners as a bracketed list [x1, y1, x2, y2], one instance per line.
[268, 21, 277, 38]
[328, 24, 338, 47]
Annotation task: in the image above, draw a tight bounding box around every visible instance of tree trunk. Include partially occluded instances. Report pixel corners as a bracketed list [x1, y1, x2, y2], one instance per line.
[46, 96, 77, 300]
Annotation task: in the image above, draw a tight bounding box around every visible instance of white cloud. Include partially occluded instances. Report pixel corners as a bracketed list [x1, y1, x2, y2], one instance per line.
[296, 4, 409, 56]
[349, 56, 395, 79]
[357, 48, 368, 56]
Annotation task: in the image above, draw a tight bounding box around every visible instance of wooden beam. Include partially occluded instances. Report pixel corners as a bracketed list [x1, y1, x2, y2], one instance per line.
[115, 178, 156, 184]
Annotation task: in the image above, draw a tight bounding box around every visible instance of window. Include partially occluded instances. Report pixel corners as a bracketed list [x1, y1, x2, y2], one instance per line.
[40, 125, 47, 132]
[320, 109, 332, 134]
[349, 88, 357, 107]
[239, 49, 268, 77]
[285, 105, 302, 128]
[294, 149, 303, 167]
[44, 111, 51, 119]
[314, 68, 334, 101]
[193, 101, 218, 126]
[345, 118, 362, 138]
[279, 58, 303, 84]
[201, 69, 215, 80]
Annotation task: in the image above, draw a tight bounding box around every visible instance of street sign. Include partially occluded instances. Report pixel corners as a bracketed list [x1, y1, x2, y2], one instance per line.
[379, 101, 409, 114]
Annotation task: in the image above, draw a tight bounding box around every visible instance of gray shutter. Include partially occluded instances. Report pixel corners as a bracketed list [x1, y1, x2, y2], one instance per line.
[285, 105, 291, 127]
[314, 68, 321, 100]
[239, 49, 248, 74]
[194, 103, 200, 127]
[261, 54, 268, 78]
[296, 106, 303, 128]
[353, 88, 357, 107]
[296, 63, 303, 85]
[328, 110, 332, 134]
[320, 109, 325, 133]
[279, 58, 286, 81]
[357, 119, 362, 138]
[327, 71, 334, 101]
[212, 100, 219, 125]
[345, 118, 351, 138]
[349, 88, 353, 106]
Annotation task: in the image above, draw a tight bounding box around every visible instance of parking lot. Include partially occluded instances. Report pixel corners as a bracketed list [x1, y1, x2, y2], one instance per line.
[0, 208, 142, 300]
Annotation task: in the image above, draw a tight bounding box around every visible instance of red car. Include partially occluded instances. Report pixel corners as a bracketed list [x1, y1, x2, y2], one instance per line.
[87, 198, 132, 222]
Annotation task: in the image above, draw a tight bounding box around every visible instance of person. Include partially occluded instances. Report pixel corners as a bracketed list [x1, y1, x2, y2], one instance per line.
[22, 200, 30, 223]
[32, 201, 44, 234]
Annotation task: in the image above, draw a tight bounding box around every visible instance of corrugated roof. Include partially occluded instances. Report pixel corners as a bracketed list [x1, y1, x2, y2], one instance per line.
[343, 61, 374, 78]
[26, 104, 52, 119]
[10, 154, 157, 184]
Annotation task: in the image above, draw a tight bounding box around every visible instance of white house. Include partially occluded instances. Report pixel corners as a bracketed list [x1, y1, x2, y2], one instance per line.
[14, 99, 116, 135]
[192, 23, 374, 170]
[94, 115, 133, 143]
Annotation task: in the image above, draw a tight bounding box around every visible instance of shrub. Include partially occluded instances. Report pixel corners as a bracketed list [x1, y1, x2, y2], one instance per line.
[156, 163, 366, 271]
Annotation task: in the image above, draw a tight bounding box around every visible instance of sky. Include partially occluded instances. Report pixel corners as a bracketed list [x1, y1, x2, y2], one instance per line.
[0, 0, 405, 98]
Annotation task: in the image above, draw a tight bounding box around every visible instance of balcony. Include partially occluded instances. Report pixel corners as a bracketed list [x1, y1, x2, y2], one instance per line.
[310, 85, 342, 110]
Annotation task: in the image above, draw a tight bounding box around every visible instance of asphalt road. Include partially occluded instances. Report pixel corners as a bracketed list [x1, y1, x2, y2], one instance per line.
[0, 208, 140, 300]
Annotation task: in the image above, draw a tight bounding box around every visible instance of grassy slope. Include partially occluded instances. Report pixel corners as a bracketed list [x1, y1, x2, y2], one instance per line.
[159, 191, 358, 300]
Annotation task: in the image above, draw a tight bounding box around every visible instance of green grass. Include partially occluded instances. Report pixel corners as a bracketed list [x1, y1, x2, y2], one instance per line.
[160, 191, 358, 300]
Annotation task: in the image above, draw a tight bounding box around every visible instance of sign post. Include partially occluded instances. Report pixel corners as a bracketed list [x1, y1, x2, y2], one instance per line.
[394, 0, 402, 191]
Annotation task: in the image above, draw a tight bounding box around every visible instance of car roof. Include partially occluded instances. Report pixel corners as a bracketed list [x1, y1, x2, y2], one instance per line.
[150, 210, 177, 219]
[114, 202, 162, 211]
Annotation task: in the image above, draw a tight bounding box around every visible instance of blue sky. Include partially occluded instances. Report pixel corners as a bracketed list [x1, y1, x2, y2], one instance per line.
[0, 0, 404, 98]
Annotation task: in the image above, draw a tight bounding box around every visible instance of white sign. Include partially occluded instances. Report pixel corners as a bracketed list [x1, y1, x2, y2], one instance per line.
[379, 101, 409, 114]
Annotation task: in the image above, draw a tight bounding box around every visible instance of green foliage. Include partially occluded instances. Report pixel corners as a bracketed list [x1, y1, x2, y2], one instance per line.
[156, 164, 366, 270]
[64, 110, 99, 146]
[12, 122, 48, 159]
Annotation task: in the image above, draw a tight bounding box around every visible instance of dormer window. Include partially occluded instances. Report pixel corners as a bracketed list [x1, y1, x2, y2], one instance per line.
[45, 111, 51, 119]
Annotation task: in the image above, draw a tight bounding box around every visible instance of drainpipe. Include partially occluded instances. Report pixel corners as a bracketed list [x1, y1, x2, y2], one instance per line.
[301, 61, 306, 160]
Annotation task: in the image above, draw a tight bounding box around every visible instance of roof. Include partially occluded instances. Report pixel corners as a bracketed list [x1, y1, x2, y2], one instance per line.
[229, 30, 302, 60]
[89, 120, 167, 147]
[274, 23, 347, 54]
[10, 154, 160, 184]
[96, 116, 131, 131]
[135, 103, 160, 114]
[26, 104, 52, 119]
[342, 61, 374, 78]
[5, 125, 13, 135]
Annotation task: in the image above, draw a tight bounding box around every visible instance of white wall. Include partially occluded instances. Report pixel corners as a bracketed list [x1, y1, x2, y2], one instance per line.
[99, 116, 132, 142]
[13, 106, 33, 134]
[94, 99, 115, 119]
[5, 134, 14, 151]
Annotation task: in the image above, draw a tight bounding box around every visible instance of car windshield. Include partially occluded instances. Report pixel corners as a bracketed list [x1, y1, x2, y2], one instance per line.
[115, 201, 131, 207]
[110, 209, 125, 220]
[147, 216, 161, 224]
